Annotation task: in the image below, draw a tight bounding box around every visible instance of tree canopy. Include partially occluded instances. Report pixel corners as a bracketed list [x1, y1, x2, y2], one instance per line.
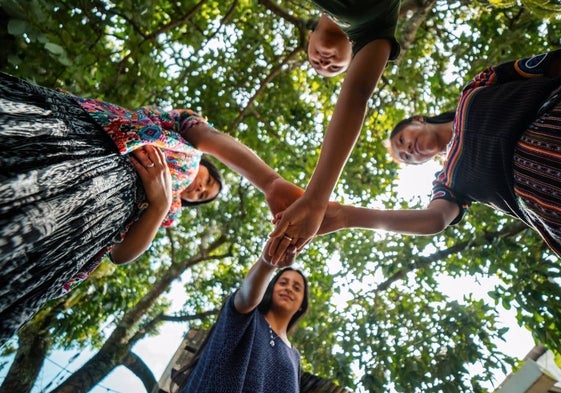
[1, 1, 561, 392]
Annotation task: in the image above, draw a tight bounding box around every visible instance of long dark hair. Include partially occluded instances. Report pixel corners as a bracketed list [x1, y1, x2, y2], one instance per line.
[390, 111, 456, 140]
[258, 267, 309, 334]
[181, 156, 223, 207]
[170, 268, 309, 392]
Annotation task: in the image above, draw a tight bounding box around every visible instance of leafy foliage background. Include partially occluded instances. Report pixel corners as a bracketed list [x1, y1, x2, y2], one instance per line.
[0, 0, 560, 392]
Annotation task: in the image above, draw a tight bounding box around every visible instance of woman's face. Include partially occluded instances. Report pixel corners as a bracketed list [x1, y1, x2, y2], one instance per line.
[180, 165, 220, 203]
[271, 270, 306, 316]
[307, 29, 352, 77]
[390, 121, 443, 165]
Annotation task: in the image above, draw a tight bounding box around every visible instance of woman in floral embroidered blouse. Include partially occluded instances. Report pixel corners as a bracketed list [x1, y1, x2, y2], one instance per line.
[0, 72, 302, 344]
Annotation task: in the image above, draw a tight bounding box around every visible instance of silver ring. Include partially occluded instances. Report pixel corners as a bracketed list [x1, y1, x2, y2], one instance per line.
[283, 234, 293, 242]
[145, 162, 155, 168]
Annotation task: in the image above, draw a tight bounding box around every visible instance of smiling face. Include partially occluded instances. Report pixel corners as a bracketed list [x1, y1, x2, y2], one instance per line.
[271, 270, 306, 316]
[307, 16, 352, 77]
[390, 120, 446, 165]
[180, 165, 221, 203]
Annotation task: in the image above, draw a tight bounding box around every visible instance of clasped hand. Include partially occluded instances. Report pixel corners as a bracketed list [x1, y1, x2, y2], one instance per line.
[264, 177, 339, 263]
[130, 146, 172, 211]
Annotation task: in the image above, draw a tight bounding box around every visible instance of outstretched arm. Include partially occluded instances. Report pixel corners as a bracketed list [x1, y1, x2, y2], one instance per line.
[234, 239, 297, 314]
[110, 146, 173, 264]
[317, 198, 460, 236]
[268, 39, 392, 260]
[185, 122, 303, 216]
[186, 123, 279, 192]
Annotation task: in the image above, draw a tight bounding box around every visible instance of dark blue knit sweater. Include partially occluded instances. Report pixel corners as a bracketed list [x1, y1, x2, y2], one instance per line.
[180, 294, 301, 393]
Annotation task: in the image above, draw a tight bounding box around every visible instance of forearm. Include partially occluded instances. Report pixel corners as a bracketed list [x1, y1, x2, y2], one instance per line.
[305, 40, 391, 205]
[110, 205, 167, 264]
[341, 205, 450, 235]
[187, 124, 280, 194]
[304, 94, 367, 206]
[234, 256, 276, 313]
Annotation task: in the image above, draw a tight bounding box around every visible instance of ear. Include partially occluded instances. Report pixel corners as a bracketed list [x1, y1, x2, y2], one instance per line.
[411, 115, 425, 123]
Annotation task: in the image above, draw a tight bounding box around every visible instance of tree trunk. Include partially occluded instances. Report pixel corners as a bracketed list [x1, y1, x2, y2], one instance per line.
[0, 316, 52, 393]
[49, 236, 227, 393]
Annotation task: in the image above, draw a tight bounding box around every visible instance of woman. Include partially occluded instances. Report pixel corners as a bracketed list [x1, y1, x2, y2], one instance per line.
[175, 240, 308, 393]
[268, 0, 402, 261]
[317, 49, 561, 257]
[0, 72, 299, 344]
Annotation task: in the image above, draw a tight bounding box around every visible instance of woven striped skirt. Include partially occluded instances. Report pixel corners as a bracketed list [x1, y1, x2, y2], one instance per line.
[513, 86, 561, 257]
[0, 73, 143, 343]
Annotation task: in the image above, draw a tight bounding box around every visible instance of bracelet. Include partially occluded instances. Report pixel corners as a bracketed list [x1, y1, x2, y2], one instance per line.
[259, 255, 278, 269]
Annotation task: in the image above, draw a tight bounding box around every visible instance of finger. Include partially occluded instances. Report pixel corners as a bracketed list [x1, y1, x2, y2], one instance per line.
[135, 151, 154, 169]
[270, 235, 294, 264]
[146, 145, 161, 163]
[296, 242, 307, 253]
[129, 155, 146, 173]
[276, 247, 297, 268]
[266, 236, 281, 258]
[143, 146, 157, 166]
[151, 147, 169, 171]
[283, 247, 297, 266]
[272, 212, 283, 225]
[269, 216, 290, 239]
[294, 238, 310, 251]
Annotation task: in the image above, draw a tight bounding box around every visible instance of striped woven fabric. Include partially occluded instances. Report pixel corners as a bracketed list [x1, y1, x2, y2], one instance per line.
[513, 87, 561, 256]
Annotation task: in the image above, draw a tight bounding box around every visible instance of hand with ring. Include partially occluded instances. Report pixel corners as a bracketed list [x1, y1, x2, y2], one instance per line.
[260, 238, 297, 269]
[266, 194, 325, 263]
[130, 146, 172, 212]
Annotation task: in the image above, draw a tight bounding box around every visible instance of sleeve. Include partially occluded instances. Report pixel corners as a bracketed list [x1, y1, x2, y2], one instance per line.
[173, 109, 208, 136]
[431, 171, 469, 226]
[160, 197, 182, 228]
[466, 49, 561, 91]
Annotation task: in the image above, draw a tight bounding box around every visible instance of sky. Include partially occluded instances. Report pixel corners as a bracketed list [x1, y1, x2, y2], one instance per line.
[4, 279, 535, 393]
[0, 161, 538, 393]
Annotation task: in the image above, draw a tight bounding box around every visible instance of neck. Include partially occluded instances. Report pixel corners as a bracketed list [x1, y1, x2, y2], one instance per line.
[264, 312, 289, 338]
[317, 13, 346, 35]
[432, 120, 454, 152]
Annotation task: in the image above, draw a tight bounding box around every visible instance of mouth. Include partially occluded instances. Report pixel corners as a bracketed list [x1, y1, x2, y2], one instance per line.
[186, 180, 199, 192]
[414, 139, 421, 155]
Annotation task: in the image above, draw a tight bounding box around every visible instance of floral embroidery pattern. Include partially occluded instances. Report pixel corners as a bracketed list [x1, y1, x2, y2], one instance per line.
[74, 97, 205, 227]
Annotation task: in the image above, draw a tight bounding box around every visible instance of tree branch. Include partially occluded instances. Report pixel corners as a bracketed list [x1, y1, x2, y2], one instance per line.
[398, 0, 436, 55]
[375, 221, 529, 293]
[121, 351, 157, 392]
[227, 45, 305, 132]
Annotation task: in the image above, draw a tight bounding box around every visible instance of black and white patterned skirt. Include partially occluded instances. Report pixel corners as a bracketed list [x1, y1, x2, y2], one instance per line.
[0, 73, 143, 343]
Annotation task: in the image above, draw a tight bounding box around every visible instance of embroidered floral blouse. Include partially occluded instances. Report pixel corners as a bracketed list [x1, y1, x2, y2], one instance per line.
[73, 97, 205, 227]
